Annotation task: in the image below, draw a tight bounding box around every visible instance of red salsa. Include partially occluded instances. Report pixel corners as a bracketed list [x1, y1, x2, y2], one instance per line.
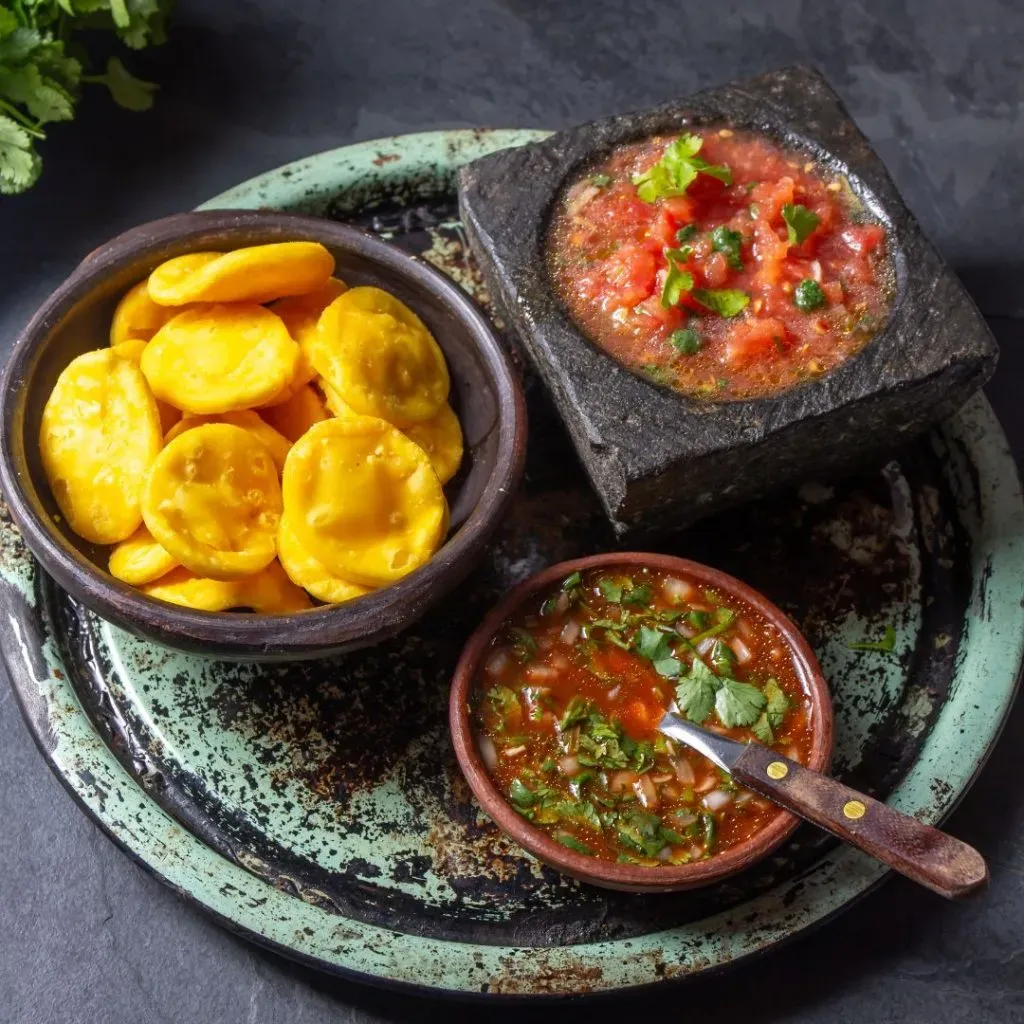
[547, 128, 892, 400]
[473, 566, 814, 865]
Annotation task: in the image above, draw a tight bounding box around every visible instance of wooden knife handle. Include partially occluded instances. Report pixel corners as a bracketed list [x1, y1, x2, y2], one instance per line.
[732, 744, 988, 900]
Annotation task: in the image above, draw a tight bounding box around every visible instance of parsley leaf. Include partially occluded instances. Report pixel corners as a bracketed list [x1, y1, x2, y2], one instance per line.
[794, 278, 826, 312]
[782, 203, 821, 245]
[632, 133, 732, 203]
[715, 678, 766, 728]
[660, 248, 694, 308]
[692, 288, 750, 318]
[710, 225, 744, 270]
[675, 658, 718, 724]
[848, 625, 897, 652]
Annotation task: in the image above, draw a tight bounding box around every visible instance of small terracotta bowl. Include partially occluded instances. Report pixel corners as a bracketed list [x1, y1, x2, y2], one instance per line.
[449, 552, 833, 892]
[0, 210, 526, 661]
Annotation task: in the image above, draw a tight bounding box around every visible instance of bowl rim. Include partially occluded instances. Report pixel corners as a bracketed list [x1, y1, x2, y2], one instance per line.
[0, 209, 527, 657]
[449, 552, 834, 892]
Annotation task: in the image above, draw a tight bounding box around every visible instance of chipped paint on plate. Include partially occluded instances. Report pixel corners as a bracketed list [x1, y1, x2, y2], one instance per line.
[2, 129, 1023, 997]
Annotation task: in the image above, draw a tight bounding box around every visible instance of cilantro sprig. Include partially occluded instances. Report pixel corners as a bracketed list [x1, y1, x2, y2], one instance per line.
[782, 203, 821, 246]
[632, 133, 732, 204]
[691, 288, 750, 318]
[0, 2, 169, 195]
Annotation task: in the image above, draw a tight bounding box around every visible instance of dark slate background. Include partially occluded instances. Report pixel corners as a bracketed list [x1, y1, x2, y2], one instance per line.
[1, 1, 1022, 1021]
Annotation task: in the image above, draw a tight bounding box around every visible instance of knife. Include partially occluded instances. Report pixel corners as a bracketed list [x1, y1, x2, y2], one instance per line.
[658, 709, 988, 900]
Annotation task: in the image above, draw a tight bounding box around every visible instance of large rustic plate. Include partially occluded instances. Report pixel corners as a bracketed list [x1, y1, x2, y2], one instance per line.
[2, 129, 1022, 998]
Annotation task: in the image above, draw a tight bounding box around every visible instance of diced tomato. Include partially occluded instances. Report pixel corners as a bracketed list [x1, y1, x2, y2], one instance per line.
[686, 172, 728, 203]
[750, 176, 795, 223]
[664, 195, 695, 222]
[596, 645, 637, 677]
[701, 250, 730, 288]
[821, 280, 844, 305]
[724, 318, 788, 365]
[619, 698, 660, 738]
[635, 290, 688, 326]
[601, 244, 657, 309]
[645, 207, 679, 250]
[751, 221, 789, 285]
[840, 224, 885, 255]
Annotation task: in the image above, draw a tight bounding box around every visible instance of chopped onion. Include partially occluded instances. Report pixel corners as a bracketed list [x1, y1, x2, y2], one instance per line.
[735, 790, 754, 807]
[673, 758, 696, 785]
[549, 653, 570, 671]
[663, 577, 695, 604]
[478, 734, 498, 771]
[696, 637, 717, 657]
[809, 259, 823, 282]
[559, 755, 580, 777]
[695, 774, 719, 794]
[730, 637, 753, 665]
[503, 745, 526, 757]
[554, 591, 570, 614]
[661, 783, 680, 801]
[690, 844, 705, 859]
[737, 617, 754, 640]
[484, 649, 510, 676]
[560, 619, 581, 645]
[676, 622, 698, 639]
[669, 810, 698, 829]
[657, 846, 673, 861]
[525, 663, 559, 682]
[567, 184, 600, 218]
[610, 770, 640, 793]
[787, 746, 802, 764]
[702, 789, 733, 812]
[607, 684, 621, 700]
[634, 774, 659, 810]
[752, 798, 772, 811]
[651, 773, 674, 784]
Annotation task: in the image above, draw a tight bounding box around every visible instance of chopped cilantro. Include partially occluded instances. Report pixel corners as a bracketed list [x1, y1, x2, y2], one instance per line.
[701, 812, 717, 852]
[487, 685, 520, 726]
[794, 278, 826, 312]
[559, 695, 591, 730]
[508, 626, 537, 662]
[509, 778, 535, 808]
[641, 363, 674, 385]
[782, 203, 820, 245]
[709, 638, 737, 674]
[763, 677, 792, 730]
[660, 248, 694, 308]
[691, 607, 736, 643]
[622, 583, 653, 606]
[670, 327, 702, 355]
[676, 224, 697, 244]
[637, 625, 671, 662]
[653, 656, 682, 679]
[691, 288, 750, 318]
[555, 833, 593, 855]
[632, 133, 732, 203]
[710, 225, 743, 270]
[686, 609, 711, 631]
[751, 713, 775, 744]
[714, 678, 766, 728]
[561, 571, 583, 592]
[674, 658, 718, 724]
[598, 578, 624, 603]
[590, 173, 612, 187]
[848, 625, 897, 652]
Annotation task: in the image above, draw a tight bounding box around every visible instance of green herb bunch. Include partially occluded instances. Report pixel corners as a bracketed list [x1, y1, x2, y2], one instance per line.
[0, 0, 172, 195]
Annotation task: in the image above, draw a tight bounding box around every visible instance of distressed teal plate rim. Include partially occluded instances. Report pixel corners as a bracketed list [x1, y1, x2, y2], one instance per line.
[2, 128, 1023, 997]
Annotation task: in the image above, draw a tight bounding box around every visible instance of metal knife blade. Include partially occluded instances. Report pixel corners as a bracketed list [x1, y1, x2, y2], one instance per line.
[657, 709, 749, 773]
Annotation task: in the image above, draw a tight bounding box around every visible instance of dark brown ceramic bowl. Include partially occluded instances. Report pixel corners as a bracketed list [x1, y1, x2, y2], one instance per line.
[0, 210, 526, 661]
[449, 552, 834, 892]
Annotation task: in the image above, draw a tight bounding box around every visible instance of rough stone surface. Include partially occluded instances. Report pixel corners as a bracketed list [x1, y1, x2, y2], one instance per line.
[1, 2, 1024, 1022]
[459, 66, 999, 535]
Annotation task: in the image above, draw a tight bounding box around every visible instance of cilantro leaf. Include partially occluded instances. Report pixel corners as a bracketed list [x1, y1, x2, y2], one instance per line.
[509, 778, 535, 808]
[675, 658, 718, 724]
[715, 678, 766, 728]
[559, 694, 591, 730]
[710, 225, 743, 270]
[633, 132, 732, 203]
[591, 172, 611, 187]
[690, 606, 736, 644]
[555, 833, 593, 855]
[508, 626, 537, 662]
[660, 248, 694, 308]
[598, 578, 623, 603]
[0, 115, 40, 195]
[794, 278, 826, 312]
[487, 685, 521, 728]
[653, 656, 682, 678]
[782, 203, 821, 245]
[86, 55, 157, 111]
[750, 713, 775, 744]
[636, 625, 670, 662]
[692, 288, 750, 318]
[763, 677, 792, 730]
[622, 583, 653, 606]
[0, 10, 18, 37]
[670, 327, 702, 355]
[848, 625, 897, 652]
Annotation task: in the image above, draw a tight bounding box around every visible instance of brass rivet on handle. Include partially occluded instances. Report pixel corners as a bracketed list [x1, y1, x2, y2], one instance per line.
[843, 800, 867, 820]
[766, 761, 788, 780]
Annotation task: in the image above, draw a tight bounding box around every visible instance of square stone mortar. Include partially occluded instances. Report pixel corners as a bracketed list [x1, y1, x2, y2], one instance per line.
[457, 66, 999, 536]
